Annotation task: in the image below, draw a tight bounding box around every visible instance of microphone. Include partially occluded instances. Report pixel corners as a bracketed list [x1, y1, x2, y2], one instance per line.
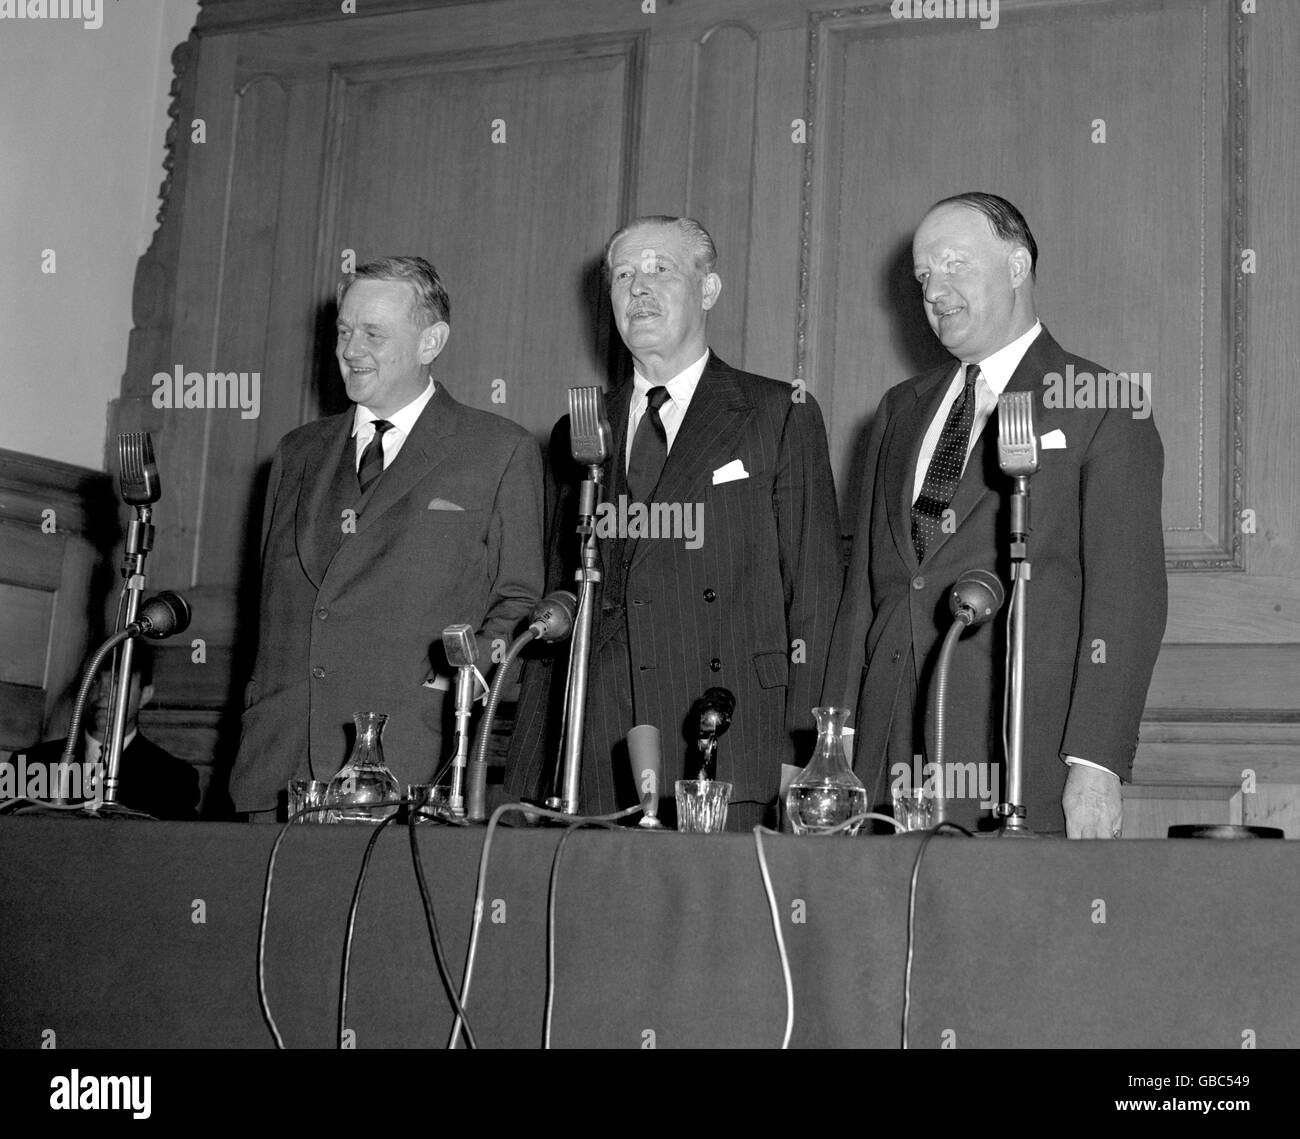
[626, 724, 665, 828]
[465, 591, 578, 821]
[568, 387, 612, 466]
[996, 392, 1038, 834]
[118, 432, 162, 506]
[692, 687, 735, 780]
[442, 624, 479, 817]
[929, 571, 1004, 826]
[127, 591, 191, 639]
[696, 687, 735, 740]
[996, 392, 1039, 478]
[948, 569, 1005, 628]
[527, 590, 577, 642]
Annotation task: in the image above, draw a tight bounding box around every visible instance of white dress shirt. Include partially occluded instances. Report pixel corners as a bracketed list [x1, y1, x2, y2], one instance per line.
[352, 378, 436, 471]
[624, 350, 711, 470]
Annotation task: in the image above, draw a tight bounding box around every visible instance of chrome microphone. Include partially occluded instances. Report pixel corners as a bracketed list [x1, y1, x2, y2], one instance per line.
[442, 624, 478, 817]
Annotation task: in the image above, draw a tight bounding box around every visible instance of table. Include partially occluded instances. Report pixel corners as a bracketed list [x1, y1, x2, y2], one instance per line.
[1, 817, 1296, 1049]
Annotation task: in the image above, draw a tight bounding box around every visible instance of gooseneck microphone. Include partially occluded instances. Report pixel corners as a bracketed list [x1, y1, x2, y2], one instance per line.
[949, 569, 1004, 628]
[927, 570, 1005, 824]
[43, 592, 192, 817]
[128, 591, 192, 639]
[465, 591, 578, 821]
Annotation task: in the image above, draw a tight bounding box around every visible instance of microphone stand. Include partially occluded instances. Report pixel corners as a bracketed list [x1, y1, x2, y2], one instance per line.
[548, 463, 602, 815]
[1000, 475, 1032, 836]
[100, 501, 154, 813]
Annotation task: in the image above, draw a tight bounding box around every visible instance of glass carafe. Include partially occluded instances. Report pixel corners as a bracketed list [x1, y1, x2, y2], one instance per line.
[785, 706, 868, 836]
[325, 712, 400, 823]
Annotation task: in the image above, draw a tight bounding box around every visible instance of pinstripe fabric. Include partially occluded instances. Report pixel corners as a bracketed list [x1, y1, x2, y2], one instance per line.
[505, 354, 843, 822]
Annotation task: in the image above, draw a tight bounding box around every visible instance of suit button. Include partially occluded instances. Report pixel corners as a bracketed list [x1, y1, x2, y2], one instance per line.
[709, 657, 722, 672]
[312, 666, 325, 680]
[912, 577, 926, 590]
[703, 589, 717, 603]
[317, 608, 328, 620]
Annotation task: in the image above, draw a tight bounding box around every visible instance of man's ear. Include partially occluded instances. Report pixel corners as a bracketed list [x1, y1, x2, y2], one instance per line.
[420, 321, 451, 364]
[701, 272, 722, 312]
[1008, 247, 1032, 289]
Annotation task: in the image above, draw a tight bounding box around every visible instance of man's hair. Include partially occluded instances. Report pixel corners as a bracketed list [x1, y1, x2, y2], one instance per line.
[931, 192, 1038, 278]
[603, 215, 718, 277]
[337, 256, 451, 327]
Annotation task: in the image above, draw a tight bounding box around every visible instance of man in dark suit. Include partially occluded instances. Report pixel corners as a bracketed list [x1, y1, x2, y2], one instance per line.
[229, 256, 544, 817]
[11, 655, 199, 820]
[825, 193, 1167, 837]
[506, 216, 842, 829]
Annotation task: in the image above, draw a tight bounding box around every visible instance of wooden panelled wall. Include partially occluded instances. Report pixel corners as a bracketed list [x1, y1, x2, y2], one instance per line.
[0, 452, 116, 755]
[113, 0, 1299, 831]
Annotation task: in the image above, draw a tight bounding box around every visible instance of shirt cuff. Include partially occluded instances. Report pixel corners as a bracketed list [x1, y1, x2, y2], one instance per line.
[1064, 755, 1119, 781]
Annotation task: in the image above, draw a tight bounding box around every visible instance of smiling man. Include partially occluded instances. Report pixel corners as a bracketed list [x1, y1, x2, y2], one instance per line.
[229, 256, 543, 819]
[506, 216, 842, 828]
[824, 193, 1167, 837]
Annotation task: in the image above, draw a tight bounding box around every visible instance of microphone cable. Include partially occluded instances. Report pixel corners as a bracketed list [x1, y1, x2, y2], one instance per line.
[900, 820, 973, 1049]
[257, 794, 479, 1049]
[448, 799, 639, 1049]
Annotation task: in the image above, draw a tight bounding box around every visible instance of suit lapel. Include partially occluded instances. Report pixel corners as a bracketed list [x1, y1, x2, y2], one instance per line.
[885, 362, 957, 570]
[628, 354, 752, 573]
[296, 417, 355, 589]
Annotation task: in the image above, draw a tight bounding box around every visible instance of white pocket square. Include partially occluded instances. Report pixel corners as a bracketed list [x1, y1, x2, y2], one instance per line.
[427, 498, 465, 511]
[1041, 429, 1067, 450]
[712, 460, 749, 485]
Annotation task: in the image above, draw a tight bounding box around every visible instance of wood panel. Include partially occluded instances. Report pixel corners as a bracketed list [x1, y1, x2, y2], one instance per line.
[804, 0, 1233, 568]
[0, 449, 116, 750]
[321, 37, 639, 434]
[687, 21, 759, 367]
[106, 0, 1299, 823]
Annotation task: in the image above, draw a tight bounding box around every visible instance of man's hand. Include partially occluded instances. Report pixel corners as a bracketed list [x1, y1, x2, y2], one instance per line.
[1062, 763, 1122, 838]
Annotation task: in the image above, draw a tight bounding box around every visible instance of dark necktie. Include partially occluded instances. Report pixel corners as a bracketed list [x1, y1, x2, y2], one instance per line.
[357, 419, 393, 495]
[626, 386, 670, 502]
[911, 363, 980, 562]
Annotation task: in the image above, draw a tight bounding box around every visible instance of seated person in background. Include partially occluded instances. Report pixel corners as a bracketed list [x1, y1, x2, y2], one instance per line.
[12, 650, 200, 820]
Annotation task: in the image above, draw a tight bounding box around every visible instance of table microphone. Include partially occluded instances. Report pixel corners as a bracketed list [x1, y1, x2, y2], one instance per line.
[442, 624, 478, 817]
[692, 687, 735, 780]
[626, 724, 665, 828]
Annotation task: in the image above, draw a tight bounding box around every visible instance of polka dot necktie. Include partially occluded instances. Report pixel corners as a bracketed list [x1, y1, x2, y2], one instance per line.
[357, 419, 393, 495]
[626, 386, 670, 502]
[911, 364, 980, 562]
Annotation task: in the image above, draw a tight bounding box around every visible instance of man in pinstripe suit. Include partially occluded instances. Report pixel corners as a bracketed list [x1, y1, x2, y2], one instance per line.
[505, 216, 843, 829]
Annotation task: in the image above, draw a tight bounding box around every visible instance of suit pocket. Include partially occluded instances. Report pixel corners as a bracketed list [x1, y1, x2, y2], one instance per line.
[752, 650, 789, 690]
